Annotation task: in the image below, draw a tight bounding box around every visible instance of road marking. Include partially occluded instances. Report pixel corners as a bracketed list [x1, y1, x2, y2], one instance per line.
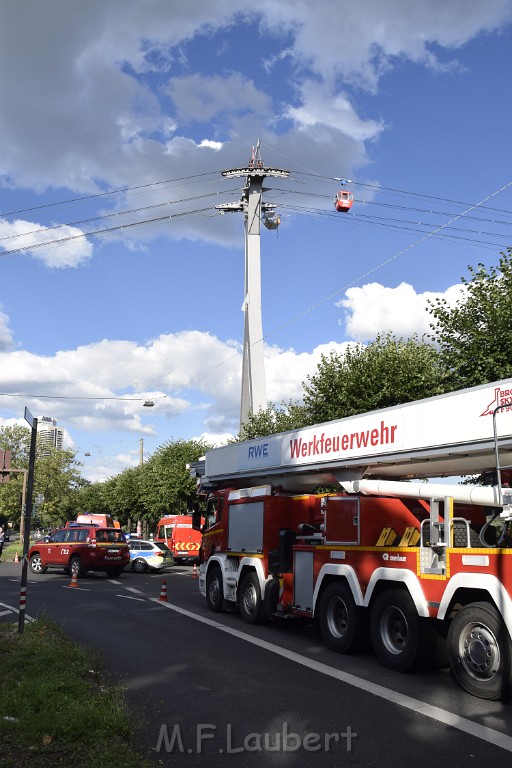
[0, 602, 35, 621]
[124, 587, 144, 594]
[109, 579, 122, 584]
[116, 594, 146, 602]
[63, 585, 90, 591]
[152, 599, 512, 753]
[0, 609, 12, 617]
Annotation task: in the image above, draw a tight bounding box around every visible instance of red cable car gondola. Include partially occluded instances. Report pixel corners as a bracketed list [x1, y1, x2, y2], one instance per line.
[334, 189, 354, 213]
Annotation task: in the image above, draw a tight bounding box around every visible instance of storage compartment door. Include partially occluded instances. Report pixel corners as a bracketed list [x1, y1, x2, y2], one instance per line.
[227, 501, 264, 553]
[293, 550, 314, 612]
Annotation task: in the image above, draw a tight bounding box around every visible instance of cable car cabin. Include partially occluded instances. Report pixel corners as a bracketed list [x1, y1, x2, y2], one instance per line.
[334, 190, 353, 212]
[263, 213, 281, 230]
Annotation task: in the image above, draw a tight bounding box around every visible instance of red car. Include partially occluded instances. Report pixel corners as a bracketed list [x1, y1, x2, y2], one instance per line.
[28, 524, 130, 579]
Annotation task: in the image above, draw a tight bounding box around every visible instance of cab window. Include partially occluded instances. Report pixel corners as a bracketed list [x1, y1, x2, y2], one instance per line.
[49, 530, 67, 543]
[204, 497, 220, 529]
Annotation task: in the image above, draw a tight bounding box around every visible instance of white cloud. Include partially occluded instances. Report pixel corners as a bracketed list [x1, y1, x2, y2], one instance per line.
[166, 74, 272, 122]
[339, 281, 466, 341]
[1, 0, 509, 216]
[195, 431, 232, 448]
[0, 308, 14, 350]
[0, 329, 360, 438]
[0, 218, 93, 268]
[198, 140, 223, 150]
[265, 340, 354, 403]
[260, 0, 512, 90]
[286, 81, 384, 140]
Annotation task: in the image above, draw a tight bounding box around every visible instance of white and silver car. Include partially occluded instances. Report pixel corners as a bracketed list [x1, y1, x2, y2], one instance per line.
[128, 539, 174, 573]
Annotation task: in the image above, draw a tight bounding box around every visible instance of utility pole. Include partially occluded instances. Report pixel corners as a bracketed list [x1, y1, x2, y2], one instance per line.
[217, 140, 289, 428]
[19, 408, 37, 634]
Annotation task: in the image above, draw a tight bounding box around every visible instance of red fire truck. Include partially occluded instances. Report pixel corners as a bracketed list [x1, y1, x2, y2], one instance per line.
[154, 514, 202, 563]
[192, 379, 512, 700]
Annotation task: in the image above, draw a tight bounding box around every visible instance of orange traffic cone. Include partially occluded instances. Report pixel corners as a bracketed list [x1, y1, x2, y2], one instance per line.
[159, 579, 168, 602]
[69, 571, 79, 588]
[192, 564, 198, 578]
[14, 551, 19, 564]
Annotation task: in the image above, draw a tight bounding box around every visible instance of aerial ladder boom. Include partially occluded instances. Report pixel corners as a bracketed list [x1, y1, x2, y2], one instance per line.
[197, 378, 512, 497]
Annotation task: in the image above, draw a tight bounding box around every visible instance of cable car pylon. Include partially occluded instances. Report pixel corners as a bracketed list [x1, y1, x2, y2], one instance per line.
[216, 140, 289, 429]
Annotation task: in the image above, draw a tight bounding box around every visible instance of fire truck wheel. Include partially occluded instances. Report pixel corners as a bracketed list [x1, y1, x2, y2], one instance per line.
[447, 602, 512, 701]
[370, 589, 428, 672]
[239, 573, 263, 624]
[206, 566, 224, 613]
[319, 582, 366, 653]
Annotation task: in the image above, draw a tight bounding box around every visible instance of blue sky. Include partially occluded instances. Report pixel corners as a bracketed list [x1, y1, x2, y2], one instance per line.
[1, 1, 512, 482]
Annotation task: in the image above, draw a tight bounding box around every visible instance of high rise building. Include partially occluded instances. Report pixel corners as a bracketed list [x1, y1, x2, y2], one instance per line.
[37, 416, 64, 452]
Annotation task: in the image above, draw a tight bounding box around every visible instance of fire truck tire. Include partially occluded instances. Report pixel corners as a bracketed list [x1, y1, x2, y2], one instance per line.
[319, 582, 367, 653]
[447, 602, 512, 701]
[239, 573, 263, 624]
[206, 567, 224, 613]
[370, 589, 430, 672]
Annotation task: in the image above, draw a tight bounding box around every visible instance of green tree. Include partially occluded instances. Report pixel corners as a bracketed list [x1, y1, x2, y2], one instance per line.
[0, 425, 31, 465]
[235, 401, 309, 441]
[101, 466, 146, 528]
[139, 439, 210, 519]
[428, 248, 512, 389]
[0, 427, 88, 529]
[303, 333, 446, 423]
[0, 426, 31, 527]
[33, 448, 88, 529]
[75, 481, 110, 517]
[0, 474, 25, 528]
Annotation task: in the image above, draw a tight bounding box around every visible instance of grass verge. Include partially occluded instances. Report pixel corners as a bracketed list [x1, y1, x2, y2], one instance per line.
[0, 619, 154, 768]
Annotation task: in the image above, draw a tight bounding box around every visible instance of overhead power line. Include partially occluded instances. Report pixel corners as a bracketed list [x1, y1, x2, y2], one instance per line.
[0, 170, 222, 217]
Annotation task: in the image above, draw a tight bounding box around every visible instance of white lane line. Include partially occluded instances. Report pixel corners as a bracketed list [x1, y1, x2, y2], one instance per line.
[124, 587, 144, 594]
[152, 599, 512, 753]
[116, 594, 146, 601]
[0, 609, 12, 617]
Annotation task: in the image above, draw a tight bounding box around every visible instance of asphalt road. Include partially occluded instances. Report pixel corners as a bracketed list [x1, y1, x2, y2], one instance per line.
[1, 560, 512, 767]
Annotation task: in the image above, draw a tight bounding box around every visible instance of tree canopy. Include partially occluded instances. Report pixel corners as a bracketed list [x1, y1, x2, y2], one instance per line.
[428, 248, 512, 389]
[0, 426, 87, 529]
[75, 438, 210, 532]
[303, 332, 446, 423]
[235, 401, 309, 441]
